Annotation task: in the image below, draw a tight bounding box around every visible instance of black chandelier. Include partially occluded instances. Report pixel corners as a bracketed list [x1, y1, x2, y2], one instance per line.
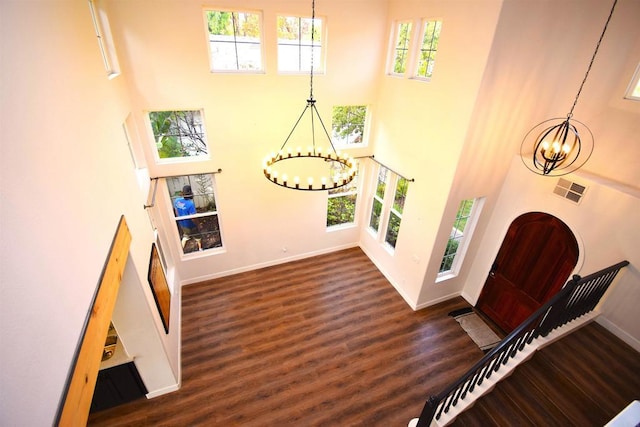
[520, 0, 617, 176]
[263, 0, 356, 191]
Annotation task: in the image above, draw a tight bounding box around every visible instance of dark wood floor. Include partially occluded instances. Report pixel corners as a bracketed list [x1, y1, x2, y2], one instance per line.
[453, 321, 640, 426]
[88, 247, 639, 426]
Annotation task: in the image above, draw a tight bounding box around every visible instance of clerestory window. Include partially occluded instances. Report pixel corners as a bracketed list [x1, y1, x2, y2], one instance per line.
[204, 10, 263, 72]
[332, 105, 368, 147]
[277, 15, 324, 73]
[88, 0, 120, 78]
[148, 110, 209, 162]
[414, 19, 443, 80]
[389, 21, 412, 76]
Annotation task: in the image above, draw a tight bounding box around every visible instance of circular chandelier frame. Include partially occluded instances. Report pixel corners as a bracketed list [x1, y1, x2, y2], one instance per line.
[264, 152, 355, 191]
[263, 0, 356, 191]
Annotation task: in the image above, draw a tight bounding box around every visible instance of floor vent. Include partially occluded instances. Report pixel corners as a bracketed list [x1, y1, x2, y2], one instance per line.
[554, 178, 586, 204]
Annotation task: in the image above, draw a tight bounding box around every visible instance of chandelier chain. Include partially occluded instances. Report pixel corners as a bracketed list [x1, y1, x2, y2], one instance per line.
[309, 0, 316, 101]
[263, 0, 356, 191]
[567, 0, 617, 118]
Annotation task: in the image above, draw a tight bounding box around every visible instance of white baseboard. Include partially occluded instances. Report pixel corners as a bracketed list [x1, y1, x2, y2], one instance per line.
[596, 316, 640, 353]
[414, 291, 463, 311]
[146, 383, 180, 399]
[180, 243, 359, 286]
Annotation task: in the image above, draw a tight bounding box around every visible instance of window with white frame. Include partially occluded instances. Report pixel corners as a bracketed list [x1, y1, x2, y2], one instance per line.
[389, 21, 413, 76]
[369, 167, 388, 233]
[88, 0, 120, 78]
[148, 110, 209, 161]
[332, 105, 368, 146]
[385, 176, 409, 248]
[327, 162, 360, 227]
[368, 166, 410, 250]
[414, 19, 442, 79]
[167, 174, 223, 255]
[625, 62, 640, 101]
[277, 15, 324, 73]
[204, 10, 263, 72]
[438, 198, 484, 279]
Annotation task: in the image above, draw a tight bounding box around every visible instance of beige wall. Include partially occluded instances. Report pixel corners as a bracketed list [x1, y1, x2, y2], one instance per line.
[1, 0, 639, 425]
[424, 0, 640, 321]
[106, 0, 389, 282]
[361, 0, 503, 306]
[0, 1, 177, 424]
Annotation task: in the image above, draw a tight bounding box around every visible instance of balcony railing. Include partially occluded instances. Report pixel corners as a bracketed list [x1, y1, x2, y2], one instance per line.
[413, 260, 630, 427]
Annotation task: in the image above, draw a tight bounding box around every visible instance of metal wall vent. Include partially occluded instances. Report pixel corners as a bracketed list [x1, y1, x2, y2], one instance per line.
[554, 178, 587, 204]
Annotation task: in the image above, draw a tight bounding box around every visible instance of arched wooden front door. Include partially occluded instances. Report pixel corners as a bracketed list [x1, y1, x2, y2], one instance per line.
[476, 212, 579, 333]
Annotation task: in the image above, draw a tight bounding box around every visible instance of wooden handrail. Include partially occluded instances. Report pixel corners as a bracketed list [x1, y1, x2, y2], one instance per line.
[54, 216, 131, 426]
[415, 260, 629, 427]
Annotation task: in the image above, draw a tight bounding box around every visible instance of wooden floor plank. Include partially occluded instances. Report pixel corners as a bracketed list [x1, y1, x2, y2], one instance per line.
[88, 248, 478, 426]
[88, 248, 640, 427]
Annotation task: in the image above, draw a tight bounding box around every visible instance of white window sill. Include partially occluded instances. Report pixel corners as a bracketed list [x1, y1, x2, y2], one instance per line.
[436, 272, 457, 284]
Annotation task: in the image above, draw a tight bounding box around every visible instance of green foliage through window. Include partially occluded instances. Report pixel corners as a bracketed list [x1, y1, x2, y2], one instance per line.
[368, 166, 410, 250]
[277, 15, 322, 72]
[205, 10, 262, 71]
[416, 20, 442, 79]
[385, 176, 409, 248]
[370, 199, 382, 231]
[327, 163, 359, 227]
[392, 21, 412, 74]
[149, 110, 208, 159]
[332, 105, 367, 145]
[327, 194, 356, 227]
[439, 199, 476, 274]
[385, 212, 401, 248]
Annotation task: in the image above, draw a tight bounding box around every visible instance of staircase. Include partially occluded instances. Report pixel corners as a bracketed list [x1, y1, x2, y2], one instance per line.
[409, 260, 630, 427]
[453, 322, 640, 426]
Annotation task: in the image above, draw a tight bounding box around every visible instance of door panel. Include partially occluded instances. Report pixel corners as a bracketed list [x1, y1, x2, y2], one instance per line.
[476, 212, 578, 333]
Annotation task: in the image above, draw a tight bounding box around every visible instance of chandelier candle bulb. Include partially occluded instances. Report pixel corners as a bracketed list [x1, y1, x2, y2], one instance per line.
[282, 174, 288, 185]
[294, 176, 300, 189]
[296, 147, 301, 156]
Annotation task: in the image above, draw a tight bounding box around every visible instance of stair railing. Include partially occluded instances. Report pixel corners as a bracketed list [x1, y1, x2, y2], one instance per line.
[414, 260, 630, 427]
